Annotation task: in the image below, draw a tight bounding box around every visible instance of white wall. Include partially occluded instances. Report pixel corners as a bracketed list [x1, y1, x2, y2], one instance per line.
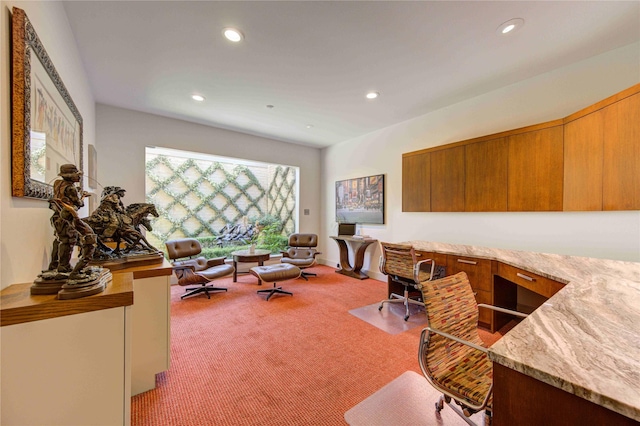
[95, 104, 321, 236]
[1, 1, 95, 289]
[320, 42, 640, 280]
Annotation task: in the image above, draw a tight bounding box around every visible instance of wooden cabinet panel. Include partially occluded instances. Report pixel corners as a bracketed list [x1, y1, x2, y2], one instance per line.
[493, 364, 639, 426]
[401, 85, 639, 213]
[465, 138, 508, 211]
[446, 255, 493, 292]
[498, 263, 565, 299]
[475, 289, 493, 327]
[603, 92, 640, 210]
[564, 111, 604, 211]
[415, 250, 447, 268]
[508, 127, 564, 211]
[402, 152, 431, 212]
[431, 146, 465, 212]
[446, 255, 494, 330]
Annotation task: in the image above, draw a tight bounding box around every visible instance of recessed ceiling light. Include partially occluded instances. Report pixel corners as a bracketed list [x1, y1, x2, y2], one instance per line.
[497, 18, 524, 35]
[192, 94, 205, 102]
[266, 104, 274, 109]
[366, 91, 379, 100]
[223, 27, 244, 42]
[306, 124, 314, 129]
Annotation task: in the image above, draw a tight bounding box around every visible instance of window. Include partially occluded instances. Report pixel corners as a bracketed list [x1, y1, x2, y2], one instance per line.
[145, 147, 298, 254]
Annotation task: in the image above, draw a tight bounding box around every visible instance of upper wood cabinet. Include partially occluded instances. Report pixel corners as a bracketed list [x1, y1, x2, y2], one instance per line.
[431, 146, 465, 212]
[465, 138, 508, 212]
[563, 89, 640, 211]
[402, 83, 640, 212]
[402, 152, 430, 212]
[563, 110, 604, 210]
[508, 126, 564, 211]
[602, 92, 640, 210]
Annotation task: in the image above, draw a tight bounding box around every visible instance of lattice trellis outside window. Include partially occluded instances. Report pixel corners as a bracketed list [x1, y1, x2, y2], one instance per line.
[145, 149, 297, 246]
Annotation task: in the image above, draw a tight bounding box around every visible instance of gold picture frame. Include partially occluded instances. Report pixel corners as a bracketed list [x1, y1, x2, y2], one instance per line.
[11, 7, 83, 200]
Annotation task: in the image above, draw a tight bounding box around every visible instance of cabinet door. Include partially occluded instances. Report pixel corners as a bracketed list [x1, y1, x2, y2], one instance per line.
[431, 146, 465, 212]
[508, 126, 564, 211]
[446, 255, 494, 329]
[603, 92, 640, 210]
[402, 152, 431, 212]
[465, 137, 508, 212]
[563, 111, 604, 211]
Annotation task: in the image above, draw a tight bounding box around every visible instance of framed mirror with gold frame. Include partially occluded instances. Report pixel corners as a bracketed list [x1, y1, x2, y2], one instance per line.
[11, 7, 83, 200]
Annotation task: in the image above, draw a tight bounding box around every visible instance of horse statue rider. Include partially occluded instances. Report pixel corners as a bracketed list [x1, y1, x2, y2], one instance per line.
[83, 186, 159, 257]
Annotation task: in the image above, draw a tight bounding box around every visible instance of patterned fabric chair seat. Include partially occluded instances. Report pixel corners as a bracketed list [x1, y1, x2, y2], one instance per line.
[419, 271, 494, 423]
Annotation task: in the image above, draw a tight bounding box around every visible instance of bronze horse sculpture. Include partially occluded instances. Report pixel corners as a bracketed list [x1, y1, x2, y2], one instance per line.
[83, 195, 159, 258]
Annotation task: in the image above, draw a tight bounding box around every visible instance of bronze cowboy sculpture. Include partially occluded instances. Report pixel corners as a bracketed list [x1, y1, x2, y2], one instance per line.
[34, 164, 109, 298]
[83, 186, 160, 260]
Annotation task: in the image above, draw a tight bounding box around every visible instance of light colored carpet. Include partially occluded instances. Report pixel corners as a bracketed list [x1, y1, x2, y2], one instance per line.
[349, 300, 427, 334]
[344, 371, 485, 426]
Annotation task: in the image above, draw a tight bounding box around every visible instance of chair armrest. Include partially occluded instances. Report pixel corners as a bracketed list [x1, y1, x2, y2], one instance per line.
[206, 257, 227, 267]
[312, 251, 322, 258]
[478, 304, 528, 318]
[172, 264, 196, 272]
[414, 258, 435, 283]
[280, 250, 291, 258]
[423, 327, 488, 353]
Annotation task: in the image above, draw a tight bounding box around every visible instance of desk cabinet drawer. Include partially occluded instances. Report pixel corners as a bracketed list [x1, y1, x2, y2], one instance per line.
[498, 263, 565, 299]
[415, 251, 447, 268]
[446, 255, 493, 292]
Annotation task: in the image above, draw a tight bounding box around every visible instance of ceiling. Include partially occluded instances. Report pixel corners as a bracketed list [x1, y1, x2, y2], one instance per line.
[62, 1, 640, 149]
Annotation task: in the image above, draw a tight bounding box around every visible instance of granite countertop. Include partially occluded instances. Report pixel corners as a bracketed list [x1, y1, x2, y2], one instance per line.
[405, 240, 640, 422]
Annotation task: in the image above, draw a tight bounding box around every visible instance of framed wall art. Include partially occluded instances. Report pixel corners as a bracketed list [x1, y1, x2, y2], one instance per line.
[11, 7, 83, 200]
[88, 144, 97, 190]
[335, 174, 385, 224]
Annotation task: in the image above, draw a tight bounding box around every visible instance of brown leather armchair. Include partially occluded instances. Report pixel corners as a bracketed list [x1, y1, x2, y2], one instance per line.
[280, 233, 321, 280]
[165, 238, 234, 299]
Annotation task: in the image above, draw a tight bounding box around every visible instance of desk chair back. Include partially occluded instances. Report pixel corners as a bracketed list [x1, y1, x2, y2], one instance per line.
[378, 242, 435, 284]
[419, 272, 493, 422]
[378, 242, 438, 321]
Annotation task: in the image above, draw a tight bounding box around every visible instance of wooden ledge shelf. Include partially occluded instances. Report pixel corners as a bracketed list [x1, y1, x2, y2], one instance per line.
[0, 272, 134, 327]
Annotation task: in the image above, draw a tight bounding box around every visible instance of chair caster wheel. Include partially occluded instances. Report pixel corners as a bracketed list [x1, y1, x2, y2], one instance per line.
[378, 305, 383, 311]
[404, 315, 409, 321]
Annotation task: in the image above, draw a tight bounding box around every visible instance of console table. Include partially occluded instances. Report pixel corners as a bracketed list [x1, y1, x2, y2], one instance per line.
[1, 273, 134, 426]
[330, 236, 378, 280]
[405, 240, 640, 425]
[111, 259, 173, 396]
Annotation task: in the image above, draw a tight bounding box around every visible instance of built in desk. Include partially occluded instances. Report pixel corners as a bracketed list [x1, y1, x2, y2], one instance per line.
[1, 273, 134, 426]
[405, 241, 640, 425]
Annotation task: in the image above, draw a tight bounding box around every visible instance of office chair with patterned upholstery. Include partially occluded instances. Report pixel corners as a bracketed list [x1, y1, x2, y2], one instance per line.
[165, 238, 235, 300]
[378, 242, 442, 321]
[418, 271, 528, 425]
[280, 233, 321, 280]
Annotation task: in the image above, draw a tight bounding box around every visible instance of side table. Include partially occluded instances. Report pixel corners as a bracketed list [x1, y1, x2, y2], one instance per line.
[330, 236, 378, 280]
[231, 249, 271, 285]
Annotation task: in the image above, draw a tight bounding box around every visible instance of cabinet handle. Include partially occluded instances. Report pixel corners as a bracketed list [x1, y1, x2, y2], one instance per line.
[516, 272, 535, 282]
[457, 259, 477, 265]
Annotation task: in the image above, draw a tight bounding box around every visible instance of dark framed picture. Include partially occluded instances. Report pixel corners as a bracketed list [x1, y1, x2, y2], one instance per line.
[335, 174, 384, 224]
